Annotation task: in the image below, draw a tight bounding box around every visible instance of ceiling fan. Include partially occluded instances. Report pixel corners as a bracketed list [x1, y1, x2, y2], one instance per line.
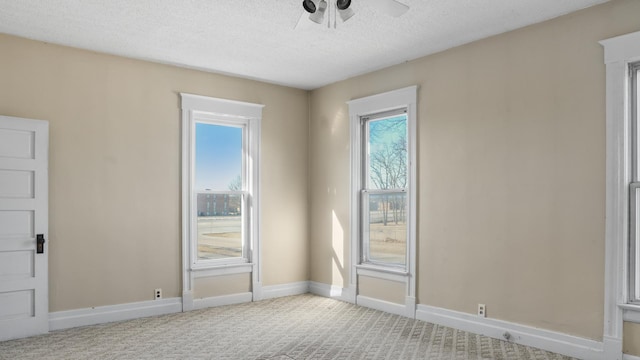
[298, 0, 409, 28]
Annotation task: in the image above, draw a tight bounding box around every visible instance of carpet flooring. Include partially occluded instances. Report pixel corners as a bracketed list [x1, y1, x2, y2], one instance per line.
[0, 294, 576, 359]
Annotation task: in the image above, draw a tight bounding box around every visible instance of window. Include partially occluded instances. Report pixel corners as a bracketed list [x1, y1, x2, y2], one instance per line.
[195, 122, 246, 262]
[361, 110, 408, 267]
[601, 30, 640, 349]
[348, 86, 417, 316]
[180, 93, 263, 309]
[631, 62, 640, 304]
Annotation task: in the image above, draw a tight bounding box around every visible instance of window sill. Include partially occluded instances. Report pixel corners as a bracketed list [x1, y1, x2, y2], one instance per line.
[356, 264, 409, 283]
[191, 262, 253, 278]
[620, 303, 640, 323]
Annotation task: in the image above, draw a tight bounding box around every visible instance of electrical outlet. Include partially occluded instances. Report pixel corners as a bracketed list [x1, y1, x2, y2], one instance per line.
[477, 303, 486, 317]
[155, 288, 162, 300]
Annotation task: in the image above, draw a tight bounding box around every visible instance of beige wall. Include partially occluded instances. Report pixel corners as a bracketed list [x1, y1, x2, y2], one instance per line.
[3, 0, 640, 348]
[358, 276, 405, 304]
[0, 34, 309, 311]
[309, 0, 640, 341]
[194, 274, 251, 299]
[624, 321, 640, 356]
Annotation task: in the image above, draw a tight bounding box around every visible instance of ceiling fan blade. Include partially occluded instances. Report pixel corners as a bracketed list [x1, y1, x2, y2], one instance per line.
[294, 10, 306, 29]
[369, 0, 409, 17]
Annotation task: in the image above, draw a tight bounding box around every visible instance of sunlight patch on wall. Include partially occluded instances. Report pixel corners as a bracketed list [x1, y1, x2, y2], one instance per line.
[332, 210, 345, 287]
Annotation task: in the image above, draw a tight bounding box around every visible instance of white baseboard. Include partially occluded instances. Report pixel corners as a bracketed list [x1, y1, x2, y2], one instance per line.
[262, 281, 309, 300]
[604, 336, 624, 360]
[252, 281, 263, 301]
[405, 296, 416, 318]
[49, 297, 182, 331]
[308, 281, 355, 303]
[182, 291, 194, 311]
[357, 295, 407, 317]
[416, 304, 604, 360]
[46, 284, 628, 360]
[192, 292, 253, 310]
[47, 282, 306, 333]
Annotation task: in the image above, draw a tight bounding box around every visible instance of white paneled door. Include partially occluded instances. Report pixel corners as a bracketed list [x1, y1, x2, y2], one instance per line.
[0, 115, 49, 341]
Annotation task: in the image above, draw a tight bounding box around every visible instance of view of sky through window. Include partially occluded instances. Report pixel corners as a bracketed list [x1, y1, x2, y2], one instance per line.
[195, 122, 242, 191]
[368, 115, 407, 190]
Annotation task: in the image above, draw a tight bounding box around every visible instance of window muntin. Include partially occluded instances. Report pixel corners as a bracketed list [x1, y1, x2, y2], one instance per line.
[632, 62, 640, 303]
[361, 111, 408, 267]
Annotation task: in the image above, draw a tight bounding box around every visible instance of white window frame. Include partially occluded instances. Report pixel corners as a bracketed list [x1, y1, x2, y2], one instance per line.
[601, 30, 640, 357]
[630, 63, 640, 305]
[348, 86, 417, 317]
[180, 93, 263, 310]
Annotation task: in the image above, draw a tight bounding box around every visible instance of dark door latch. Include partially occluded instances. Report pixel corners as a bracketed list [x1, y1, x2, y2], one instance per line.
[36, 234, 45, 254]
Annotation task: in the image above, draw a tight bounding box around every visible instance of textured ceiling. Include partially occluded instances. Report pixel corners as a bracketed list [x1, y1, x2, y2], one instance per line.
[0, 0, 608, 90]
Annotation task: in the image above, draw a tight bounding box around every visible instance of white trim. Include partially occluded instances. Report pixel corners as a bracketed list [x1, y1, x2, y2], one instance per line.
[356, 295, 408, 317]
[624, 307, 640, 323]
[181, 93, 264, 119]
[601, 30, 640, 359]
[620, 303, 640, 311]
[261, 281, 310, 300]
[309, 281, 356, 303]
[605, 336, 625, 360]
[252, 281, 263, 301]
[348, 85, 418, 319]
[624, 354, 640, 360]
[416, 304, 604, 360]
[356, 265, 409, 283]
[349, 103, 361, 290]
[250, 116, 262, 301]
[600, 32, 640, 65]
[405, 296, 416, 318]
[192, 292, 253, 310]
[49, 298, 182, 331]
[181, 103, 192, 312]
[47, 283, 307, 333]
[192, 263, 253, 278]
[345, 285, 356, 303]
[182, 291, 194, 312]
[180, 93, 263, 311]
[347, 86, 418, 115]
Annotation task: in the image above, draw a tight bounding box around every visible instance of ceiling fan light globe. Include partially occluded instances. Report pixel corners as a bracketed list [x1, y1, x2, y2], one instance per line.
[308, 0, 327, 23]
[336, 0, 351, 10]
[303, 0, 316, 13]
[338, 7, 355, 22]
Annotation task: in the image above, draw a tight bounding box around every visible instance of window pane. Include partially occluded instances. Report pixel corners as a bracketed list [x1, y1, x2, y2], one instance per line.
[366, 192, 406, 265]
[197, 193, 242, 260]
[367, 115, 407, 190]
[195, 123, 243, 191]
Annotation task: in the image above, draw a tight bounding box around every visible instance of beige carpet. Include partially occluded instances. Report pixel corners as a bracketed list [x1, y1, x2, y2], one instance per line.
[0, 294, 576, 359]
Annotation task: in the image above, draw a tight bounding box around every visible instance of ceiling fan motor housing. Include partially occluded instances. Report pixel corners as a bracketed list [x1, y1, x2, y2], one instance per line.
[303, 0, 317, 13]
[337, 0, 351, 10]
